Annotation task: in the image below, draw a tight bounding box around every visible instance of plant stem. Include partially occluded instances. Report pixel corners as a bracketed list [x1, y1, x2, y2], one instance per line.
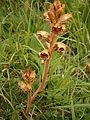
[31, 57, 51, 103]
[25, 90, 32, 115]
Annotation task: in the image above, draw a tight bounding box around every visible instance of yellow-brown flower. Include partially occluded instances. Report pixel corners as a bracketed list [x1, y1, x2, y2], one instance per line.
[39, 49, 50, 62]
[37, 31, 51, 43]
[54, 42, 67, 53]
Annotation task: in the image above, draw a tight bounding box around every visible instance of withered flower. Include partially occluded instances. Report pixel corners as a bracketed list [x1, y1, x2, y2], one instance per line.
[39, 49, 50, 62]
[18, 65, 36, 92]
[54, 42, 67, 53]
[37, 31, 51, 43]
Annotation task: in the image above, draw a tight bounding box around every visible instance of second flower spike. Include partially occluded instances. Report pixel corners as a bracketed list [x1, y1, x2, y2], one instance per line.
[18, 65, 36, 92]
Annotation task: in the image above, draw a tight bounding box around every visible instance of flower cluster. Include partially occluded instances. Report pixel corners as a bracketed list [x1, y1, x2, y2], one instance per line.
[37, 0, 72, 62]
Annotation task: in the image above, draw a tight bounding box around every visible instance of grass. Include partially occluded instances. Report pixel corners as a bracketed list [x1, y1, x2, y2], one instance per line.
[0, 0, 90, 119]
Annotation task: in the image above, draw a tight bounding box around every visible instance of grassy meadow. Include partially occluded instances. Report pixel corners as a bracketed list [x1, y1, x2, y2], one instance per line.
[0, 0, 90, 119]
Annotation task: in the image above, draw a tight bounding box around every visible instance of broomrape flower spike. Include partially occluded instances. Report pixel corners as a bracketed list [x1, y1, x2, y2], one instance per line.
[18, 0, 72, 117]
[32, 0, 72, 107]
[18, 65, 36, 92]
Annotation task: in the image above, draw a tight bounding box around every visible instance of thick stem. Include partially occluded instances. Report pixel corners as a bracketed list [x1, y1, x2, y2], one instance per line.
[30, 57, 51, 103]
[25, 90, 32, 115]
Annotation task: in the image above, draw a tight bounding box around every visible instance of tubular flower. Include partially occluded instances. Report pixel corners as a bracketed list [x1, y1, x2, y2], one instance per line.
[54, 42, 67, 53]
[37, 31, 51, 43]
[39, 49, 50, 62]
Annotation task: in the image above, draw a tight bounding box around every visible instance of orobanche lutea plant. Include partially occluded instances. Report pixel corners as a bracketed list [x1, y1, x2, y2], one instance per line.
[18, 0, 72, 116]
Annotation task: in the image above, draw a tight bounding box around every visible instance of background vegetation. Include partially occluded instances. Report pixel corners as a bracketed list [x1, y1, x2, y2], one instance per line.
[0, 0, 90, 119]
